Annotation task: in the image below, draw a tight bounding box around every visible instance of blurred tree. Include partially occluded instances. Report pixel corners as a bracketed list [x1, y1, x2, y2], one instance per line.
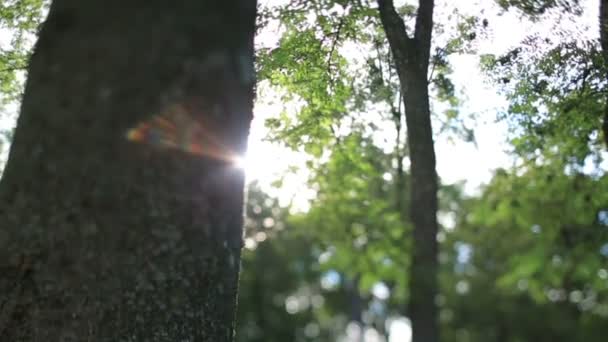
[236, 161, 608, 342]
[482, 38, 605, 164]
[237, 184, 344, 342]
[441, 165, 608, 341]
[463, 1, 608, 340]
[375, 1, 440, 340]
[236, 134, 413, 341]
[0, 0, 256, 340]
[487, 0, 608, 151]
[257, 1, 481, 340]
[300, 132, 407, 339]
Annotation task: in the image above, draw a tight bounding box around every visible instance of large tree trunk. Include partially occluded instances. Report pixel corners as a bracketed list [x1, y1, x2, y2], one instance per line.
[0, 0, 257, 341]
[377, 1, 439, 342]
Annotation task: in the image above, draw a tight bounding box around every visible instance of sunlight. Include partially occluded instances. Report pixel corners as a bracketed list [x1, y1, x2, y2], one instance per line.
[388, 317, 412, 342]
[241, 91, 318, 212]
[232, 155, 247, 169]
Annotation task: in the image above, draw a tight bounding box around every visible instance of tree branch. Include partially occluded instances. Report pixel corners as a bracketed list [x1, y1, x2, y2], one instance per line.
[414, 0, 435, 70]
[427, 61, 436, 83]
[326, 16, 345, 84]
[0, 65, 27, 74]
[377, 0, 414, 71]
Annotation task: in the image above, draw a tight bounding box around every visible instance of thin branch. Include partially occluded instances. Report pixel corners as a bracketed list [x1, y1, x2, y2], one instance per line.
[373, 38, 384, 82]
[427, 47, 446, 83]
[577, 64, 591, 95]
[427, 59, 437, 83]
[326, 16, 346, 85]
[0, 65, 27, 74]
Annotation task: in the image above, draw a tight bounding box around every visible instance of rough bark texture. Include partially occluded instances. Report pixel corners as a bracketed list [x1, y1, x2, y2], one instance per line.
[0, 0, 257, 341]
[377, 1, 439, 342]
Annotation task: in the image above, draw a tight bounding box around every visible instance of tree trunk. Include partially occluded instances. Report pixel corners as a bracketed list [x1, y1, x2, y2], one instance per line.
[0, 0, 257, 341]
[346, 274, 364, 342]
[377, 1, 439, 342]
[599, 0, 608, 148]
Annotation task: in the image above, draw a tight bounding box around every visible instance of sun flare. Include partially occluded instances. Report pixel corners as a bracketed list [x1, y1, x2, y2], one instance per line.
[232, 155, 247, 169]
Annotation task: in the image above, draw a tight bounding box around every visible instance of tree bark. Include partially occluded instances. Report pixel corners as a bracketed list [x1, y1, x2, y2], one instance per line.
[0, 0, 257, 341]
[377, 1, 439, 342]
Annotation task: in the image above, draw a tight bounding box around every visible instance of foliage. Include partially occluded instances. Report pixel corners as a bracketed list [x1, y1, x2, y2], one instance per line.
[495, 0, 582, 15]
[0, 0, 47, 105]
[440, 164, 608, 341]
[237, 184, 332, 341]
[0, 0, 47, 160]
[238, 183, 388, 341]
[238, 156, 608, 341]
[258, 24, 352, 153]
[467, 165, 608, 301]
[258, 0, 485, 155]
[481, 36, 606, 165]
[297, 132, 406, 294]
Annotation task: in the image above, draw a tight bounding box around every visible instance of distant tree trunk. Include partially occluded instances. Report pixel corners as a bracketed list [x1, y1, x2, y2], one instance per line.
[0, 0, 257, 341]
[599, 0, 608, 148]
[346, 274, 364, 342]
[376, 1, 439, 342]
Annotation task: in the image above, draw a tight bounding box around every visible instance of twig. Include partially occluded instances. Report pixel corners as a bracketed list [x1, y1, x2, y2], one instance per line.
[0, 65, 27, 74]
[326, 16, 346, 84]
